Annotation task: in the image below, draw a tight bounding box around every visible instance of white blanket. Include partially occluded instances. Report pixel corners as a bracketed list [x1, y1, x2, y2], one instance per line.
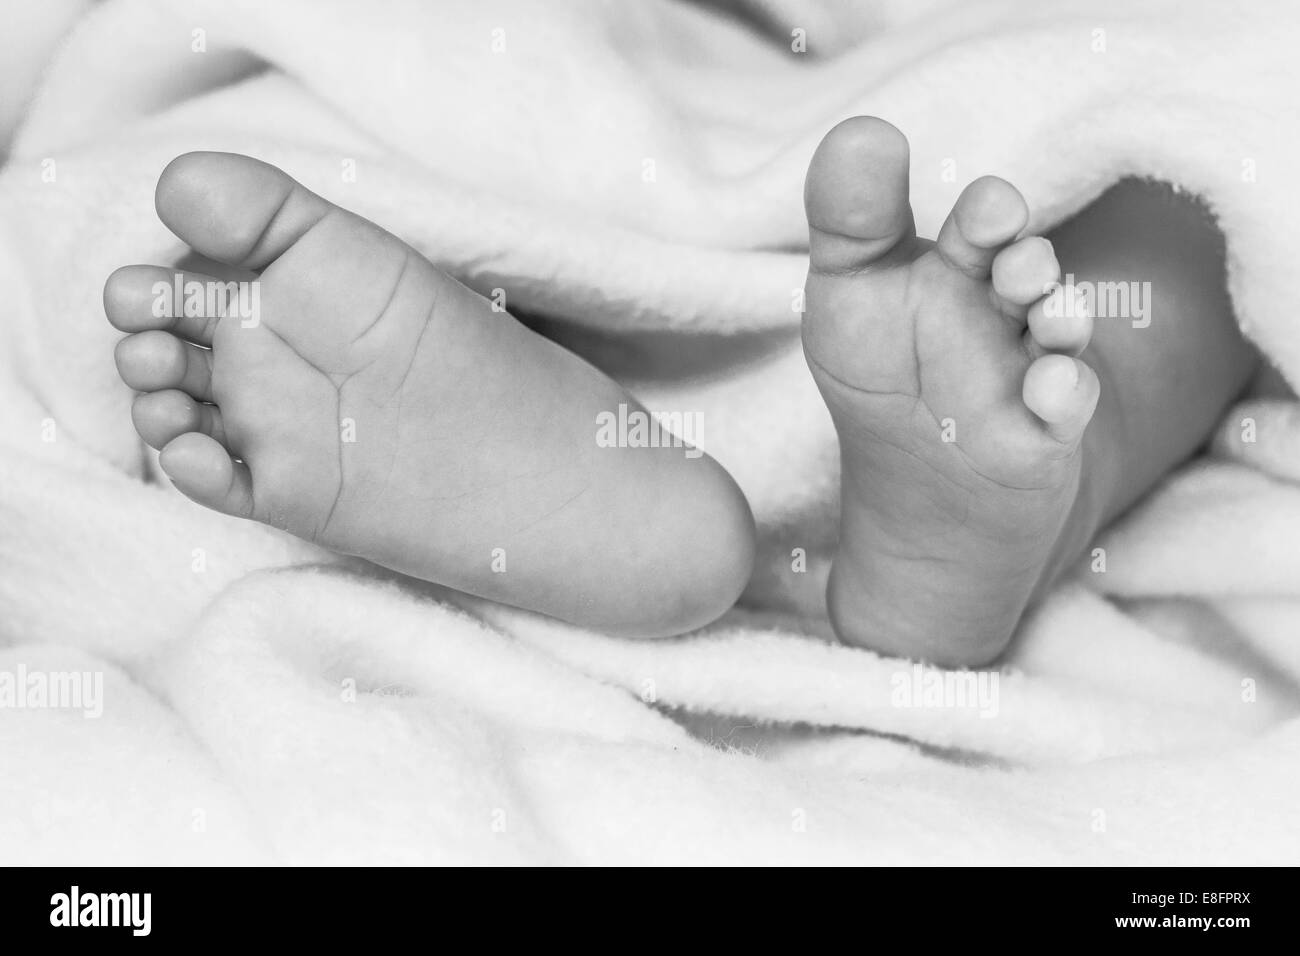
[2, 0, 1298, 864]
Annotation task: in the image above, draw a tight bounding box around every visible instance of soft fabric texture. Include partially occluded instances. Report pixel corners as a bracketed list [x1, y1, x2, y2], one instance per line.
[2, 0, 1298, 864]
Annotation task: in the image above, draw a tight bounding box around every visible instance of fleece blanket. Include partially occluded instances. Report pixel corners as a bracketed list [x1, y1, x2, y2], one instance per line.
[2, 0, 1299, 865]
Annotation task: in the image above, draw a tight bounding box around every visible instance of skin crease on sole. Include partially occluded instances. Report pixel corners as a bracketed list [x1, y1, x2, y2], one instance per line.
[106, 151, 755, 639]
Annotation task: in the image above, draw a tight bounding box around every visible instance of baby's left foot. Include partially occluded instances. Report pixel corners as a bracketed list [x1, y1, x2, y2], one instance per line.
[803, 118, 1103, 665]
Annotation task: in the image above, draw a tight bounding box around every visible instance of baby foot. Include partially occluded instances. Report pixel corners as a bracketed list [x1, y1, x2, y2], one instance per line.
[802, 118, 1101, 665]
[106, 153, 753, 636]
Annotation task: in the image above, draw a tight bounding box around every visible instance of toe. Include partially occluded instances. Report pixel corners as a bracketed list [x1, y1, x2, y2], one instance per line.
[155, 151, 332, 270]
[991, 236, 1059, 309]
[114, 330, 214, 400]
[131, 389, 226, 451]
[105, 264, 241, 345]
[1022, 353, 1100, 444]
[159, 432, 254, 519]
[1025, 283, 1094, 357]
[935, 176, 1029, 278]
[804, 116, 915, 275]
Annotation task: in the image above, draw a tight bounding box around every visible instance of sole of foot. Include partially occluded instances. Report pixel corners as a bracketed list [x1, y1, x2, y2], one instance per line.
[106, 152, 755, 637]
[802, 117, 1100, 665]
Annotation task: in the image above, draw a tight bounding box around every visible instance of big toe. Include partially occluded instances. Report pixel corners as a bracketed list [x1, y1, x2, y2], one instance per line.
[804, 116, 915, 275]
[155, 151, 331, 270]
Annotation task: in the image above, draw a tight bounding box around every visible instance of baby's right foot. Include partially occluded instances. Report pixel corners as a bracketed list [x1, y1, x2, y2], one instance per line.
[803, 118, 1105, 665]
[106, 153, 754, 637]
